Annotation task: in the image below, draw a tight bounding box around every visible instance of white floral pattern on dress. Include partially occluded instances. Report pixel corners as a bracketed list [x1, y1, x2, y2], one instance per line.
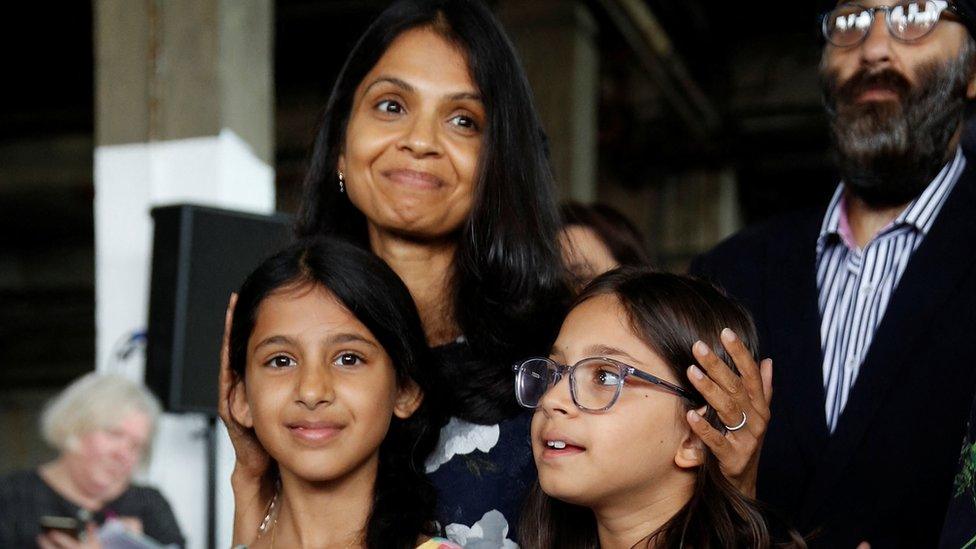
[445, 510, 518, 548]
[426, 417, 501, 473]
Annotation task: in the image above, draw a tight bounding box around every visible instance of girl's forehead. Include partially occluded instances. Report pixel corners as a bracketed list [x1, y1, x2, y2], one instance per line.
[557, 297, 638, 355]
[555, 294, 681, 383]
[252, 284, 372, 342]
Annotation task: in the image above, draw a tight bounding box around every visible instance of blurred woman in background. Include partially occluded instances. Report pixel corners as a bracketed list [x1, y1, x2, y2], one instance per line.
[0, 373, 184, 548]
[559, 201, 651, 289]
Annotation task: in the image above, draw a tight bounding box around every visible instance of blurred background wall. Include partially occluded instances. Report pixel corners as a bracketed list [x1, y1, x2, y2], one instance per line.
[0, 1, 832, 547]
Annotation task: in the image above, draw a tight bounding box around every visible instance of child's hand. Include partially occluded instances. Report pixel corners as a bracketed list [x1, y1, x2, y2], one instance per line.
[684, 328, 773, 498]
[218, 293, 274, 544]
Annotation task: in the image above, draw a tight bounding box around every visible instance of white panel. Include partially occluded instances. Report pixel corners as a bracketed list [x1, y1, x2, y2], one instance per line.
[95, 129, 273, 549]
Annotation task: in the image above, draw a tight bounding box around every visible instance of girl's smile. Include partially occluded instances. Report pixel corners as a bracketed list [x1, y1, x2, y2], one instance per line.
[285, 420, 344, 446]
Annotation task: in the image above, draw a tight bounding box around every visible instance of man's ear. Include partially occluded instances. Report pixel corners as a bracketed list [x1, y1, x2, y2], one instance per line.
[967, 67, 976, 99]
[674, 424, 706, 469]
[230, 378, 254, 429]
[393, 380, 423, 420]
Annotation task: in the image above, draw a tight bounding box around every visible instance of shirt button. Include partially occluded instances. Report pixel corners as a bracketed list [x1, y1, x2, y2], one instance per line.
[861, 282, 875, 293]
[845, 358, 858, 371]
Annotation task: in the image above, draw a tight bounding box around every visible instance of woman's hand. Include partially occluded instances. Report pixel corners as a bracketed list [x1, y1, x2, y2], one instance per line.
[36, 524, 100, 549]
[684, 328, 773, 498]
[218, 294, 274, 544]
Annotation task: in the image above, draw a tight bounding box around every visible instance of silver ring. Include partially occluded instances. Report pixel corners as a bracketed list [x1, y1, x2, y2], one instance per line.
[724, 411, 747, 432]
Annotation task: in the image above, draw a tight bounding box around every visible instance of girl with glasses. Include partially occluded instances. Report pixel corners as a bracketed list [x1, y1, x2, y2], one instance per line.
[517, 269, 805, 548]
[225, 237, 457, 548]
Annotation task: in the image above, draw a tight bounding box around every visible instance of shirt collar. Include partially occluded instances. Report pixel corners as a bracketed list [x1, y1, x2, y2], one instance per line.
[817, 146, 966, 255]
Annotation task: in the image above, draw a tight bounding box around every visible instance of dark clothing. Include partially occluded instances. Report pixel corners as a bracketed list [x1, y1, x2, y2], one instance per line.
[0, 469, 185, 547]
[426, 341, 535, 547]
[940, 392, 976, 549]
[690, 158, 976, 548]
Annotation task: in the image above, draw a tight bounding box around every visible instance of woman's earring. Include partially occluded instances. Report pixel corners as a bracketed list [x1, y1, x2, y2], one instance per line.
[338, 171, 345, 194]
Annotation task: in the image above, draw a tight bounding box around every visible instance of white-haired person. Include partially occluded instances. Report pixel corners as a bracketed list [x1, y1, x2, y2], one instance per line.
[0, 373, 184, 548]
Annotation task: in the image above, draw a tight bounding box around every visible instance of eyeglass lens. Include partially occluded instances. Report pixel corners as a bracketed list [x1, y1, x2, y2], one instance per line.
[516, 358, 623, 410]
[825, 1, 945, 46]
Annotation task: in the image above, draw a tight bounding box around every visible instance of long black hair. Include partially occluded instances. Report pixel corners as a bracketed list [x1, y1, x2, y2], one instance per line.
[296, 0, 570, 423]
[520, 269, 805, 549]
[229, 237, 442, 549]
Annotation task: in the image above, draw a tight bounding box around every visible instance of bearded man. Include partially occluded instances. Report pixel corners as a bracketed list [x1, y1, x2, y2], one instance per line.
[691, 1, 976, 546]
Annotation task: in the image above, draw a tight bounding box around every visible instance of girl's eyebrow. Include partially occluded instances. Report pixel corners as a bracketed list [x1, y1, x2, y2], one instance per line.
[548, 344, 564, 359]
[327, 332, 380, 350]
[253, 334, 295, 351]
[583, 344, 643, 365]
[252, 333, 380, 351]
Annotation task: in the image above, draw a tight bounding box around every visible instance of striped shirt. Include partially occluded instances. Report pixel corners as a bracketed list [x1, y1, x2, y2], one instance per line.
[816, 148, 965, 433]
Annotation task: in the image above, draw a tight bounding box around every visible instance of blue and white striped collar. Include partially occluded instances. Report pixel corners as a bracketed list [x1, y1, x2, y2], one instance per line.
[817, 146, 966, 254]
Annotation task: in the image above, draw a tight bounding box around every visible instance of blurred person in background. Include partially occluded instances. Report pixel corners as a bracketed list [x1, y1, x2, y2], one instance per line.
[693, 0, 976, 546]
[0, 373, 184, 548]
[559, 201, 651, 289]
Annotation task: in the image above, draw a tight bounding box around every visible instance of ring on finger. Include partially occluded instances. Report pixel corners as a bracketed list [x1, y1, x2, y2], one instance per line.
[724, 411, 747, 432]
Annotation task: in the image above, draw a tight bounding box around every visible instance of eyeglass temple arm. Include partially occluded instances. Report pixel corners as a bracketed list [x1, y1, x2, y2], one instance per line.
[629, 368, 702, 403]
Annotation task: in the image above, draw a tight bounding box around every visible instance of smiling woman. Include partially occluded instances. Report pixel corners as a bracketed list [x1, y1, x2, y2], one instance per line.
[296, 0, 569, 372]
[338, 28, 483, 242]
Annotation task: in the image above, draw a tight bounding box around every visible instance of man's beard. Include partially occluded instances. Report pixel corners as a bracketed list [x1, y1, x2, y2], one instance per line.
[822, 46, 973, 207]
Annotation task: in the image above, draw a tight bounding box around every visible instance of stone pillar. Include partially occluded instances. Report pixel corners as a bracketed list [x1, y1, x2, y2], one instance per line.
[499, 0, 599, 202]
[93, 1, 274, 547]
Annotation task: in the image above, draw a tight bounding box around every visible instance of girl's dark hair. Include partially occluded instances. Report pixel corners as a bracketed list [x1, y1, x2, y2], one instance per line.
[560, 201, 651, 268]
[296, 0, 570, 423]
[229, 237, 442, 549]
[519, 268, 806, 549]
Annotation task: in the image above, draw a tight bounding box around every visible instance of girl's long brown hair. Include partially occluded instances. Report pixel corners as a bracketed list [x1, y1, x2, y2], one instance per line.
[519, 268, 805, 549]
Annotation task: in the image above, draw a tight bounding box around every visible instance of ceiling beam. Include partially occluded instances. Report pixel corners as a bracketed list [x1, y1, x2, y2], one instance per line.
[595, 0, 720, 138]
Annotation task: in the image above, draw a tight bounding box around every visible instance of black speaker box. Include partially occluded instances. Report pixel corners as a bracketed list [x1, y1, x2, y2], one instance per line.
[146, 204, 293, 414]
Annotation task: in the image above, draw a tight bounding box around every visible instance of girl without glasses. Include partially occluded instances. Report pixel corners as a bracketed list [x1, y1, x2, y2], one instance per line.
[219, 0, 770, 544]
[226, 237, 457, 548]
[517, 269, 803, 549]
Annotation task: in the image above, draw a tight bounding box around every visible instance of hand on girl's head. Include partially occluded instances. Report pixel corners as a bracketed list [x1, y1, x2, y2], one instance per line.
[684, 327, 772, 496]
